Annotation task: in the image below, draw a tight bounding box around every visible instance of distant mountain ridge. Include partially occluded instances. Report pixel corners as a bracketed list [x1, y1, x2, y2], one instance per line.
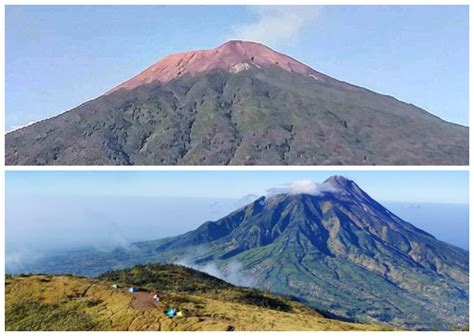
[26, 176, 469, 330]
[5, 41, 468, 165]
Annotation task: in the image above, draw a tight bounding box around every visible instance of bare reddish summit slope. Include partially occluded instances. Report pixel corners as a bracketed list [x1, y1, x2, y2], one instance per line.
[108, 40, 326, 93]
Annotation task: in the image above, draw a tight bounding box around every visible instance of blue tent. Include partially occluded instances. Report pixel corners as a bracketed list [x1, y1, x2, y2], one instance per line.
[166, 308, 176, 318]
[129, 287, 137, 293]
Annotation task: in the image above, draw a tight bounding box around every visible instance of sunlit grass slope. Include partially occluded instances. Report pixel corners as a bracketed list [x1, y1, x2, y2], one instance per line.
[5, 264, 390, 331]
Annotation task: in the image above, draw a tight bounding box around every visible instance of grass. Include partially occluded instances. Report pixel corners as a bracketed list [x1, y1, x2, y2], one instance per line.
[5, 265, 392, 331]
[6, 301, 97, 331]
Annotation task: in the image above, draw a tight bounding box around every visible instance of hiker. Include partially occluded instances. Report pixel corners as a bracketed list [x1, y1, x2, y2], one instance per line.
[153, 294, 160, 302]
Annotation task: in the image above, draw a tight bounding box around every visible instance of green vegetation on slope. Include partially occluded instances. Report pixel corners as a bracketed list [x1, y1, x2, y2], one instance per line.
[5, 265, 391, 331]
[99, 263, 233, 293]
[5, 65, 468, 165]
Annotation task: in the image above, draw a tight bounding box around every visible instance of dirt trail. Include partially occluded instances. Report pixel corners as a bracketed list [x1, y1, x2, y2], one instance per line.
[133, 291, 157, 310]
[116, 288, 158, 311]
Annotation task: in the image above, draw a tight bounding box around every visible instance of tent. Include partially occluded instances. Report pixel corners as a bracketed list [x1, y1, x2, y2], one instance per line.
[129, 287, 137, 293]
[176, 311, 184, 318]
[166, 308, 176, 318]
[111, 284, 119, 289]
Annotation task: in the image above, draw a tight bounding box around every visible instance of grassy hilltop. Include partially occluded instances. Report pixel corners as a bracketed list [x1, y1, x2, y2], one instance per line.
[5, 264, 390, 331]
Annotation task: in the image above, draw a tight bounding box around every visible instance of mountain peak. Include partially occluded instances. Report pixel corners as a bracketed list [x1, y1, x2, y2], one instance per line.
[218, 39, 263, 48]
[107, 40, 321, 93]
[322, 175, 376, 205]
[324, 175, 354, 188]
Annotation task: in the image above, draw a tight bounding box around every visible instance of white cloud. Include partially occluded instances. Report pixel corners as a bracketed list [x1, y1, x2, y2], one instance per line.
[176, 258, 255, 287]
[6, 249, 42, 274]
[227, 6, 320, 47]
[267, 180, 338, 197]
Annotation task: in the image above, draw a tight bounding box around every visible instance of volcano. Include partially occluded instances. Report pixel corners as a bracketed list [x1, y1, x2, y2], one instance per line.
[28, 176, 469, 330]
[5, 41, 468, 165]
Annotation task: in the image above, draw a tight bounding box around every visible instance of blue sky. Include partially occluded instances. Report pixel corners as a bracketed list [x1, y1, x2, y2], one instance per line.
[6, 5, 469, 131]
[6, 170, 469, 204]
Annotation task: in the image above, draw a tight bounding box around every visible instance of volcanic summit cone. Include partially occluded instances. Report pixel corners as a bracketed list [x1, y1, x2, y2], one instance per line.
[6, 41, 468, 165]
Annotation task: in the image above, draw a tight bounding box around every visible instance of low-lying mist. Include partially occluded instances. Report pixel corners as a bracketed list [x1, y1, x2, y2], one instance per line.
[176, 258, 256, 287]
[6, 195, 246, 273]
